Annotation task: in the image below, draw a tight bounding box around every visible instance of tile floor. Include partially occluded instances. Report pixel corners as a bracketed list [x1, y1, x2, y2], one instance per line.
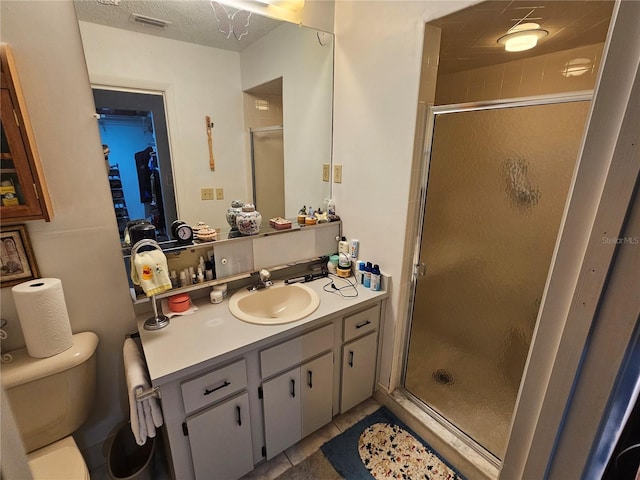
[241, 397, 381, 479]
[89, 397, 381, 480]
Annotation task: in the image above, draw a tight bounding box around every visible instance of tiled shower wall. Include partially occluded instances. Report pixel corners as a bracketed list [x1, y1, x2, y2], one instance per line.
[435, 42, 605, 105]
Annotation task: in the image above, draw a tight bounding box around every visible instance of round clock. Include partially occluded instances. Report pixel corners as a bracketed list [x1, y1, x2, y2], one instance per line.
[171, 220, 194, 244]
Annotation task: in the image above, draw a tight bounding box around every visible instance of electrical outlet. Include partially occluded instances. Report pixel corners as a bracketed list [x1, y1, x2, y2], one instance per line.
[322, 163, 330, 182]
[333, 164, 343, 183]
[215, 188, 224, 200]
[201, 188, 214, 200]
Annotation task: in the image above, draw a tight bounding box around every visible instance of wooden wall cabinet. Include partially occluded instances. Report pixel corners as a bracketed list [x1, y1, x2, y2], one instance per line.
[0, 44, 52, 223]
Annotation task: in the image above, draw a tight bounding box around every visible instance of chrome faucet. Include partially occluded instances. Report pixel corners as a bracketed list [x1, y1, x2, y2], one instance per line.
[248, 269, 273, 291]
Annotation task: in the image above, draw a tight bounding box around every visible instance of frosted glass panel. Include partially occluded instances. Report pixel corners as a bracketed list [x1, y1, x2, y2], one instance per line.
[404, 101, 590, 459]
[252, 129, 284, 221]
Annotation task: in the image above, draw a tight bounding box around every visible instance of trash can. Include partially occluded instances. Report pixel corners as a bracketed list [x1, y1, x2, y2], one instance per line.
[107, 422, 156, 480]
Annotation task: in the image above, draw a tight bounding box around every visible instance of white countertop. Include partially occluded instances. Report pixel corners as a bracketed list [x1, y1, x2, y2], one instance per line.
[137, 277, 388, 385]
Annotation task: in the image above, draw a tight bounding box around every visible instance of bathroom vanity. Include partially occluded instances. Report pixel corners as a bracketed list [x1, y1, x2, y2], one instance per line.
[136, 278, 387, 479]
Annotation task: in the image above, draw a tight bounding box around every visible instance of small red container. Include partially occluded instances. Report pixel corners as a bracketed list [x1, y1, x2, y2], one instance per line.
[168, 293, 191, 313]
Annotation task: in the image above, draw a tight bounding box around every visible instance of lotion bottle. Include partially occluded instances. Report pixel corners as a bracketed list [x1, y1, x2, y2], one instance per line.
[338, 236, 349, 255]
[370, 264, 381, 291]
[363, 261, 372, 288]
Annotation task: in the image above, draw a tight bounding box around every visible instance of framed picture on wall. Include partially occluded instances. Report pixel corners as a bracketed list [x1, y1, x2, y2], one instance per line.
[0, 224, 39, 288]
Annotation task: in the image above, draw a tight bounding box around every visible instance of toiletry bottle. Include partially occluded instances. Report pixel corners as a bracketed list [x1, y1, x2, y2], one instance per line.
[197, 267, 204, 283]
[179, 271, 188, 287]
[370, 264, 381, 291]
[363, 262, 373, 288]
[338, 236, 349, 255]
[357, 261, 365, 284]
[170, 270, 178, 288]
[327, 198, 336, 215]
[350, 239, 359, 259]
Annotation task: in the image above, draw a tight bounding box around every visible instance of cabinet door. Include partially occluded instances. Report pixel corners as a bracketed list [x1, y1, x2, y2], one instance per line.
[301, 352, 333, 437]
[186, 392, 253, 480]
[341, 332, 377, 413]
[262, 367, 301, 459]
[0, 45, 51, 223]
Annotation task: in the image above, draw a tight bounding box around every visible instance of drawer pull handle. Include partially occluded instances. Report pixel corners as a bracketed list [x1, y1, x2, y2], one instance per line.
[236, 406, 242, 426]
[356, 320, 371, 329]
[290, 379, 296, 398]
[204, 380, 230, 396]
[349, 350, 354, 368]
[308, 370, 313, 389]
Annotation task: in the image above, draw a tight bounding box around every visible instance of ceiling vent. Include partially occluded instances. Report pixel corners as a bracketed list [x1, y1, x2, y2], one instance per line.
[130, 13, 172, 29]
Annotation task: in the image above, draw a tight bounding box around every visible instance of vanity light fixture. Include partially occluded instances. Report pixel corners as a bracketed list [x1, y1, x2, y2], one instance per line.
[497, 22, 548, 52]
[218, 0, 303, 24]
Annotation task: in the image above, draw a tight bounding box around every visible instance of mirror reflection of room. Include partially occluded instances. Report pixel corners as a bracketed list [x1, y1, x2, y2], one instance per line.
[74, 0, 334, 239]
[98, 108, 167, 242]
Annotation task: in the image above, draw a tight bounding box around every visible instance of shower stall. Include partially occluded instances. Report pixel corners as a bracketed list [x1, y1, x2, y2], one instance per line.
[402, 95, 591, 461]
[250, 126, 285, 222]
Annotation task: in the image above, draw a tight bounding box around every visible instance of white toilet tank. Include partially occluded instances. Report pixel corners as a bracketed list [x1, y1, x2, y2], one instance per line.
[1, 331, 99, 453]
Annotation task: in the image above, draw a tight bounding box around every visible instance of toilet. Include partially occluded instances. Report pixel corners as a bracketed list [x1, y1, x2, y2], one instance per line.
[1, 331, 99, 479]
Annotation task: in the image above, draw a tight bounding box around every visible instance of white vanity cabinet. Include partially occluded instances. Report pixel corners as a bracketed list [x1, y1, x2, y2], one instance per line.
[180, 359, 254, 480]
[184, 393, 253, 479]
[261, 324, 334, 459]
[340, 304, 381, 413]
[138, 284, 387, 480]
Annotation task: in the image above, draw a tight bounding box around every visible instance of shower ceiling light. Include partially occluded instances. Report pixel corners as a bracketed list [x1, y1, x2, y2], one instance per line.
[498, 23, 548, 52]
[562, 58, 593, 77]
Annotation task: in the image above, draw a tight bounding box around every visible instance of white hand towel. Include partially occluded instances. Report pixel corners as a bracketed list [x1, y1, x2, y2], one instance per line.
[123, 338, 164, 446]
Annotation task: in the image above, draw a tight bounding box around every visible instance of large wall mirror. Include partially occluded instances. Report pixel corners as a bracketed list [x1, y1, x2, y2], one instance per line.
[73, 0, 333, 241]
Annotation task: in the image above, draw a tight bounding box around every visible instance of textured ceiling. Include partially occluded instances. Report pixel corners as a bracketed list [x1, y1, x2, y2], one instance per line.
[73, 0, 283, 52]
[74, 0, 615, 73]
[432, 0, 615, 75]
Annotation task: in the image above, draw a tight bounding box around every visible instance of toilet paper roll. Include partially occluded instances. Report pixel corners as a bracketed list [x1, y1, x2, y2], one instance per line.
[11, 278, 73, 358]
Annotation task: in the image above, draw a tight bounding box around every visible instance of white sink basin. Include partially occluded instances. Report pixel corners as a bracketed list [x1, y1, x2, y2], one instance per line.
[229, 281, 320, 325]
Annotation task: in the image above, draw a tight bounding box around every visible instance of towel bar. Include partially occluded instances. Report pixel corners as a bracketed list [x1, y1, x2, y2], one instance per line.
[135, 385, 160, 401]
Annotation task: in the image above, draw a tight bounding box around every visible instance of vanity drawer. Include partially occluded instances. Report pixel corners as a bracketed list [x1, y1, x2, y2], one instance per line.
[181, 359, 247, 414]
[343, 304, 380, 342]
[260, 323, 334, 379]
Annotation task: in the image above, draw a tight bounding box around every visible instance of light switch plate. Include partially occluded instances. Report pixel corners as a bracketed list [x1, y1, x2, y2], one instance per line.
[215, 188, 224, 200]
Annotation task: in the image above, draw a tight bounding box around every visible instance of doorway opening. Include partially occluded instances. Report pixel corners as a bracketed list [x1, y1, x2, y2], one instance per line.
[92, 88, 177, 242]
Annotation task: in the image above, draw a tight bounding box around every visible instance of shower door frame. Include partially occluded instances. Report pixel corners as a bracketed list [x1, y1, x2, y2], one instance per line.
[249, 125, 285, 216]
[400, 91, 594, 466]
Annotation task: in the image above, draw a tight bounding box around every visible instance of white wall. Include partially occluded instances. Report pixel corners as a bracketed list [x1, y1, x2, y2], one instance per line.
[79, 21, 249, 230]
[0, 0, 138, 466]
[332, 0, 477, 389]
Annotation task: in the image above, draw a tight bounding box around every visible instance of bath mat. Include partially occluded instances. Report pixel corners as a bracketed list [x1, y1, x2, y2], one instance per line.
[320, 406, 466, 480]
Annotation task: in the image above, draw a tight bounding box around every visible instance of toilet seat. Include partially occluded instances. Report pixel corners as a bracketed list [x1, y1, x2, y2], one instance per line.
[27, 436, 90, 480]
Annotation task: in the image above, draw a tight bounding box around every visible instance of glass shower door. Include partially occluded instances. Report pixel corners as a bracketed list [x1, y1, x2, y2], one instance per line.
[251, 127, 284, 222]
[404, 99, 590, 459]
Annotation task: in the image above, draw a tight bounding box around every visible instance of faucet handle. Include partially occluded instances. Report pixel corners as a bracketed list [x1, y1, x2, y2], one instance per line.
[259, 269, 271, 282]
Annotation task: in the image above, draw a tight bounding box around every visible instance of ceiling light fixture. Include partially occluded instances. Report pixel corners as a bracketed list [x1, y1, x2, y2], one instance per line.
[497, 22, 548, 52]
